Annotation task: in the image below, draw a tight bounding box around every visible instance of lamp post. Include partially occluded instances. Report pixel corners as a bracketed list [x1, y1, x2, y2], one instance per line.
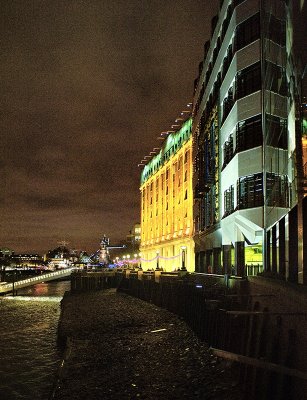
[156, 251, 160, 270]
[123, 255, 126, 268]
[181, 246, 187, 271]
[139, 253, 142, 269]
[127, 254, 130, 268]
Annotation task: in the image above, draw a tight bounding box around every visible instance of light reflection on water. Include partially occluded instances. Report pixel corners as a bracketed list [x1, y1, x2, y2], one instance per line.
[0, 280, 70, 400]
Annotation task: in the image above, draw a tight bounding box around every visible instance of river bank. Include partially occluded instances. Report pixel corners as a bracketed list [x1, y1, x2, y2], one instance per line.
[53, 288, 241, 400]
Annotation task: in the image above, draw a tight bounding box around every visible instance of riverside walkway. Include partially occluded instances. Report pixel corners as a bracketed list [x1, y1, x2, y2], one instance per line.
[52, 288, 241, 400]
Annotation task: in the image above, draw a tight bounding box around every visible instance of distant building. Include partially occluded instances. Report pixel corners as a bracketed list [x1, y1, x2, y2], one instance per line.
[10, 254, 43, 268]
[0, 248, 13, 258]
[126, 223, 141, 249]
[140, 118, 194, 271]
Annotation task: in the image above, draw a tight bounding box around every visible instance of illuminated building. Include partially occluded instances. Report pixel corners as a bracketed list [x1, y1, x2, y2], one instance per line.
[192, 0, 306, 279]
[126, 223, 141, 250]
[10, 254, 43, 268]
[140, 118, 194, 271]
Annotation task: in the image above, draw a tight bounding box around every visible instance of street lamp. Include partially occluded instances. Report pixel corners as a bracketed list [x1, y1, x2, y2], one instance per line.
[127, 254, 130, 269]
[156, 251, 160, 270]
[181, 246, 187, 271]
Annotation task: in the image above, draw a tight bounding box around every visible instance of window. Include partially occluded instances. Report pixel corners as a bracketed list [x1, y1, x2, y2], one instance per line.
[223, 134, 234, 168]
[222, 88, 234, 123]
[236, 114, 262, 153]
[266, 173, 289, 207]
[222, 45, 233, 79]
[237, 173, 263, 209]
[236, 62, 261, 100]
[265, 115, 287, 149]
[184, 190, 188, 200]
[267, 14, 286, 46]
[265, 61, 288, 96]
[224, 185, 234, 217]
[235, 12, 260, 52]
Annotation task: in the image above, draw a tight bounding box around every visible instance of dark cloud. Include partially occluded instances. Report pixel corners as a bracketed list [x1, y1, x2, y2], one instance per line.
[0, 0, 218, 253]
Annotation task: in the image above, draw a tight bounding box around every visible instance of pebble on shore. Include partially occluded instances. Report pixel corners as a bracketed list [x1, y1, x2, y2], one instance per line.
[53, 288, 242, 400]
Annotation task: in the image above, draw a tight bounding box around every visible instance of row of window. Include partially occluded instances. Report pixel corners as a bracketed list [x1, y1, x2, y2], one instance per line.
[141, 134, 191, 183]
[199, 186, 219, 230]
[194, 4, 286, 121]
[223, 173, 289, 216]
[222, 61, 287, 123]
[222, 114, 288, 169]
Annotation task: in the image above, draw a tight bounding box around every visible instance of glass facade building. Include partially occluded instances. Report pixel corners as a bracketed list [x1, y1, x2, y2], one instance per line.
[192, 0, 303, 278]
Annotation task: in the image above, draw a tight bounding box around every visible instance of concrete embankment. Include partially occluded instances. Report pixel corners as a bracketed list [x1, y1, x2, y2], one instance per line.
[52, 288, 241, 400]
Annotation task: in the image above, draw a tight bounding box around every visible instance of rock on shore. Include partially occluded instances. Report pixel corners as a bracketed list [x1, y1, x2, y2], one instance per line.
[53, 289, 241, 400]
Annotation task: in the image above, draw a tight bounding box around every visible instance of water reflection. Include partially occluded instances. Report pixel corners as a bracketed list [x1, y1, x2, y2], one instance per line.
[17, 280, 70, 297]
[0, 280, 70, 400]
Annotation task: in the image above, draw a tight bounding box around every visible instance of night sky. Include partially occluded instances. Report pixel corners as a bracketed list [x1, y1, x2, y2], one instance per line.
[0, 1, 218, 253]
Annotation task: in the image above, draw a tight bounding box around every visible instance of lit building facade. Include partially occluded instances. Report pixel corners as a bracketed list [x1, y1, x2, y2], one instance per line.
[192, 0, 303, 278]
[140, 119, 194, 271]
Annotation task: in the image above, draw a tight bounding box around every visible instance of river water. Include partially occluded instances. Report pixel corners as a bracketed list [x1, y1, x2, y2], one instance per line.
[0, 280, 70, 400]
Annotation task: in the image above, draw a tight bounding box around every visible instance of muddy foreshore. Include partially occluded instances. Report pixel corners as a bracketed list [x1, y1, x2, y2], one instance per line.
[52, 288, 242, 400]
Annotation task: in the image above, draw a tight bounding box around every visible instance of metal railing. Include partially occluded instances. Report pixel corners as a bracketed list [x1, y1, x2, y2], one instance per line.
[0, 268, 74, 294]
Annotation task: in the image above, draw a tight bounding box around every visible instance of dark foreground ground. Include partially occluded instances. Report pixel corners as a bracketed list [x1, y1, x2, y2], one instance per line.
[52, 289, 242, 400]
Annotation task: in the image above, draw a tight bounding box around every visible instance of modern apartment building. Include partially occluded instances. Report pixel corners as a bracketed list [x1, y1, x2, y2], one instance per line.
[192, 0, 303, 278]
[140, 119, 194, 271]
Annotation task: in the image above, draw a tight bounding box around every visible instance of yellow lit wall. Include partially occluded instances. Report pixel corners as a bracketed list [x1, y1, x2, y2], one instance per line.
[140, 120, 194, 271]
